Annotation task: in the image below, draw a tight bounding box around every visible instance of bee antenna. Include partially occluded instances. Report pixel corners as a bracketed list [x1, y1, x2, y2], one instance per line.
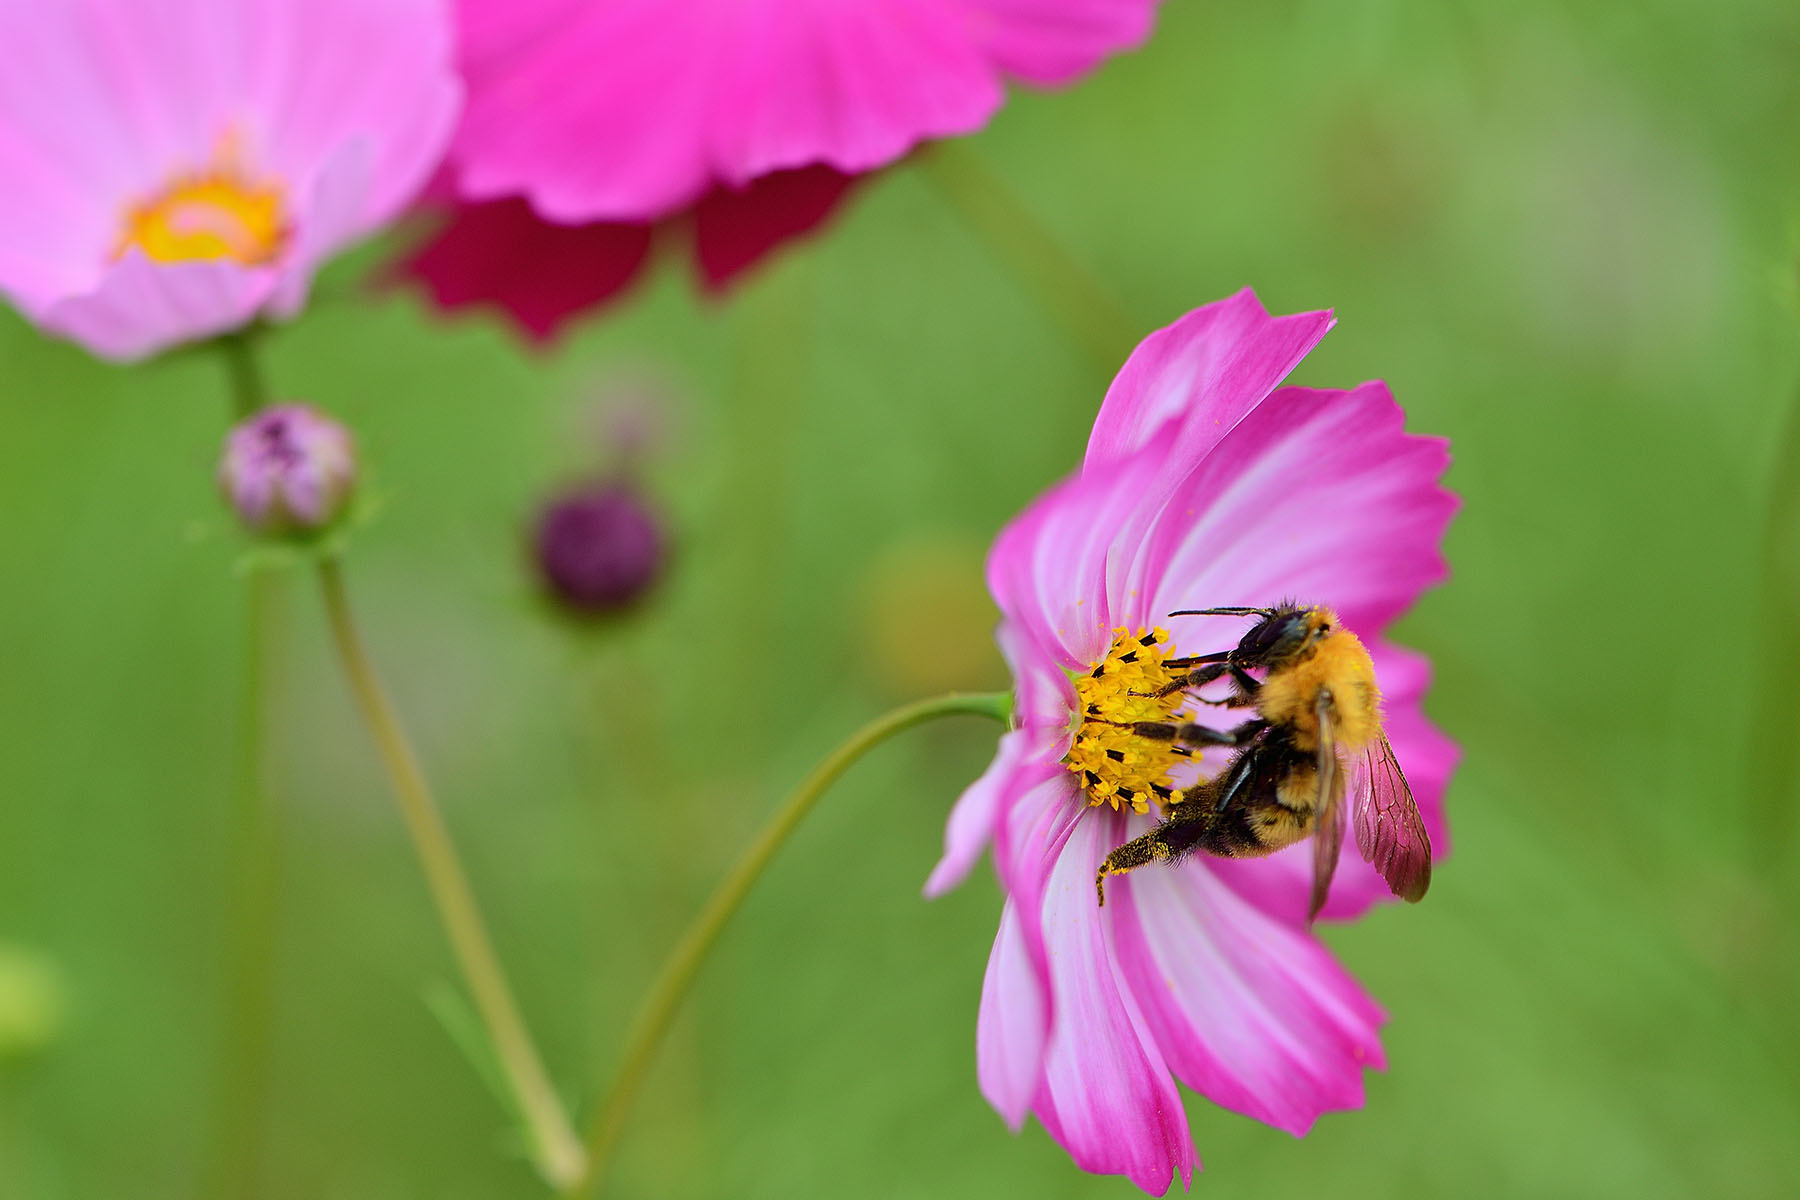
[1168, 606, 1268, 618]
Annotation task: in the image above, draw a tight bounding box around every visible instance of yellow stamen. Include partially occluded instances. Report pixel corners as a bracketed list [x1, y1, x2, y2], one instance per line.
[118, 142, 288, 266]
[1064, 627, 1194, 815]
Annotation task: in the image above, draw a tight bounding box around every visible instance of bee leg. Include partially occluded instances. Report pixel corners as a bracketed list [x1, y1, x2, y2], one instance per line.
[1206, 743, 1265, 813]
[1153, 663, 1262, 707]
[1195, 666, 1262, 708]
[1095, 828, 1175, 905]
[1152, 662, 1229, 698]
[1095, 807, 1228, 905]
[1160, 650, 1233, 671]
[1114, 717, 1266, 749]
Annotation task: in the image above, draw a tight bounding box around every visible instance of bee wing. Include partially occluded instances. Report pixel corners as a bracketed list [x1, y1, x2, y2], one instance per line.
[1348, 734, 1432, 903]
[1307, 690, 1347, 923]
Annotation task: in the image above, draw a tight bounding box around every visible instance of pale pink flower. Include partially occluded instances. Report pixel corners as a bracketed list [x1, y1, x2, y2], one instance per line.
[930, 289, 1457, 1192]
[0, 0, 460, 361]
[400, 0, 1159, 339]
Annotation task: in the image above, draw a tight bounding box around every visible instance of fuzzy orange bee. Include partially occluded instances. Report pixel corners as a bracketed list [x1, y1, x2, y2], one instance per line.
[1094, 603, 1432, 921]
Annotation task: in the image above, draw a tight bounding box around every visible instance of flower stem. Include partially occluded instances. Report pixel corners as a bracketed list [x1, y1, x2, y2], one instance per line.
[206, 336, 280, 1197]
[914, 139, 1138, 369]
[204, 567, 284, 1199]
[316, 556, 586, 1188]
[558, 691, 1012, 1200]
[219, 327, 270, 418]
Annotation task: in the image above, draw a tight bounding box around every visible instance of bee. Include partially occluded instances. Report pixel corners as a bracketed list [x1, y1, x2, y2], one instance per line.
[1094, 603, 1431, 921]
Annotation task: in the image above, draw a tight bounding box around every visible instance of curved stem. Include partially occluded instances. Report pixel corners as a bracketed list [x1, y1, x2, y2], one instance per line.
[317, 556, 586, 1187]
[914, 139, 1138, 369]
[559, 691, 1011, 1200]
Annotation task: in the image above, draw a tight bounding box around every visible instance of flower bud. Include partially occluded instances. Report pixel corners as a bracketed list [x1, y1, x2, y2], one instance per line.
[218, 404, 357, 537]
[533, 481, 666, 615]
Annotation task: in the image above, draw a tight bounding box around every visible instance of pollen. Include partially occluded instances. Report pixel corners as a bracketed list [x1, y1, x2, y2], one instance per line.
[1065, 627, 1194, 815]
[118, 141, 289, 267]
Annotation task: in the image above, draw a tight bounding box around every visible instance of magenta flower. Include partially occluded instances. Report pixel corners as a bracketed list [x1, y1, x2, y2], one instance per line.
[0, 0, 460, 361]
[400, 0, 1158, 339]
[929, 290, 1457, 1192]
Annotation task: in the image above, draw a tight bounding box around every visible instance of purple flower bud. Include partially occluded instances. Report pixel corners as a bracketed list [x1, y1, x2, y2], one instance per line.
[533, 481, 665, 615]
[218, 404, 357, 537]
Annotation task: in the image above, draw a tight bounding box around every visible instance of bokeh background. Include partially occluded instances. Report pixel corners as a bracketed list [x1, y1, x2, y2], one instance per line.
[4, 1, 1800, 1196]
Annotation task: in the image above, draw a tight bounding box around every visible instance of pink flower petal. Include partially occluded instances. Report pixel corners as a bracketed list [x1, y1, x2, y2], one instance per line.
[1028, 811, 1196, 1194]
[1147, 381, 1456, 638]
[394, 198, 653, 343]
[452, 0, 582, 87]
[451, 0, 996, 220]
[927, 736, 1061, 899]
[1084, 288, 1335, 471]
[986, 444, 1169, 669]
[245, 0, 462, 224]
[0, 1, 184, 210]
[692, 164, 859, 291]
[977, 899, 1051, 1128]
[1108, 851, 1387, 1135]
[449, 0, 1159, 223]
[926, 625, 1073, 897]
[40, 252, 279, 363]
[969, 0, 1159, 85]
[704, 0, 1001, 186]
[990, 770, 1086, 1037]
[270, 137, 374, 316]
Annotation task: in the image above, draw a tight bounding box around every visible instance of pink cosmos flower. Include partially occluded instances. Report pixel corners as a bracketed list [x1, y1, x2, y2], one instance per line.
[929, 289, 1457, 1192]
[400, 0, 1159, 339]
[0, 0, 460, 361]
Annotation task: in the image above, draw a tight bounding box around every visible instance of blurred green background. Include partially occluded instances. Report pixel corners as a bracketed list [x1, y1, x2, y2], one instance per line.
[4, 1, 1800, 1196]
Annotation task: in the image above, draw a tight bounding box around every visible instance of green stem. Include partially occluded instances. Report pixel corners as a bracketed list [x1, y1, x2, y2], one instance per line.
[914, 139, 1138, 369]
[204, 568, 284, 1198]
[219, 327, 270, 417]
[559, 691, 1011, 1200]
[205, 337, 281, 1197]
[317, 560, 585, 1187]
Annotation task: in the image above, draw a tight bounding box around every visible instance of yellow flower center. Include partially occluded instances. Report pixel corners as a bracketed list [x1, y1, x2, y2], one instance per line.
[1065, 627, 1195, 815]
[118, 148, 289, 266]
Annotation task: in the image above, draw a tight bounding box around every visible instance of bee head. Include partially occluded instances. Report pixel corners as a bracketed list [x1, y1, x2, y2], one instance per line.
[1234, 604, 1335, 667]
